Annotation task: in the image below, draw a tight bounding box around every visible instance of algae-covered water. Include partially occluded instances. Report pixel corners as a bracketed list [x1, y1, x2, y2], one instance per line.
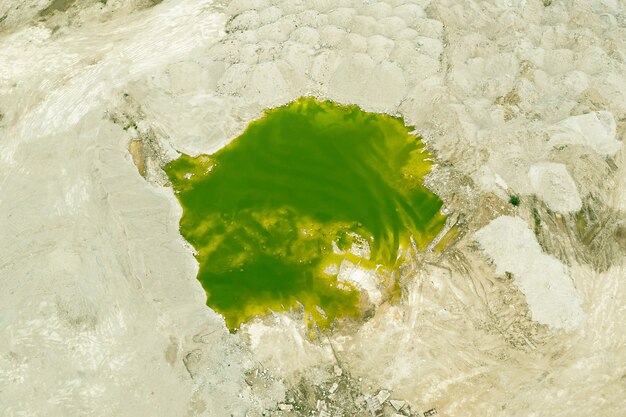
[165, 97, 446, 329]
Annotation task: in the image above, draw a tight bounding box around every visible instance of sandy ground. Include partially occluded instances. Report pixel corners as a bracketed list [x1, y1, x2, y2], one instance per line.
[0, 0, 625, 416]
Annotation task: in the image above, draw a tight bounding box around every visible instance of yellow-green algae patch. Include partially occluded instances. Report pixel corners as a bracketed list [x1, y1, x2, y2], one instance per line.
[165, 97, 446, 330]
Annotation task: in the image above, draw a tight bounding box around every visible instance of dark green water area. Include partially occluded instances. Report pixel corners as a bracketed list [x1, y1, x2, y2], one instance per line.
[165, 97, 446, 330]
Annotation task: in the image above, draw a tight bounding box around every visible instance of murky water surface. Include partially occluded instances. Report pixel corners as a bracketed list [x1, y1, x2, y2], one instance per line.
[165, 97, 446, 329]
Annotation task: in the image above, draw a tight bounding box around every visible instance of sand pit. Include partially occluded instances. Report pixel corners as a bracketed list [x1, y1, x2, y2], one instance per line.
[0, 1, 624, 416]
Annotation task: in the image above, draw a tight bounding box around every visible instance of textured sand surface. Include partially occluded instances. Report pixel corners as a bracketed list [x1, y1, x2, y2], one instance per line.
[1, 0, 624, 416]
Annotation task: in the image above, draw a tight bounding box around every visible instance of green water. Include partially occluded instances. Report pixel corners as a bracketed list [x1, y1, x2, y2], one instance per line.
[165, 97, 446, 330]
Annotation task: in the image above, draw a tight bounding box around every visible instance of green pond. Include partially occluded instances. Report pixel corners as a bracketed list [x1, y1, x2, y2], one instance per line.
[165, 97, 446, 330]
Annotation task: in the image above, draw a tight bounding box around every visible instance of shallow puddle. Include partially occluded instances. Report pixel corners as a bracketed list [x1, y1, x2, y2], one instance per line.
[165, 97, 446, 330]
